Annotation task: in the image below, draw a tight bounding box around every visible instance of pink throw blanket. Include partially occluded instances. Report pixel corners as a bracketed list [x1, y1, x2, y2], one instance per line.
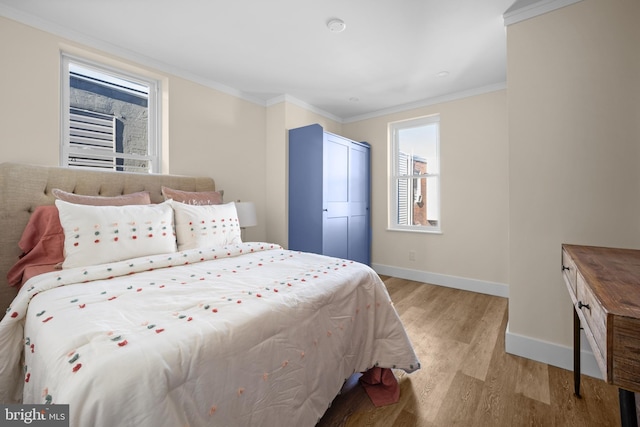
[6, 205, 64, 287]
[360, 367, 400, 407]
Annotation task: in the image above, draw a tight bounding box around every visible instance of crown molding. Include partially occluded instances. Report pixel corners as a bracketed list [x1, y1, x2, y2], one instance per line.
[266, 95, 343, 124]
[1, 3, 509, 124]
[0, 3, 266, 108]
[342, 82, 507, 124]
[503, 0, 584, 26]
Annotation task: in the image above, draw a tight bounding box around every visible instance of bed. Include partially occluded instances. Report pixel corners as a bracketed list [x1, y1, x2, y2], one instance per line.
[0, 162, 420, 427]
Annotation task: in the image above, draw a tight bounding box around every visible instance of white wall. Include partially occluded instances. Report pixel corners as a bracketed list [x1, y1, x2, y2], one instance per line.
[506, 0, 640, 371]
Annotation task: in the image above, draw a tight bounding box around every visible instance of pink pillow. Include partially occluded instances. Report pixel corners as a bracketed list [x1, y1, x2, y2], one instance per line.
[161, 186, 224, 205]
[52, 188, 151, 206]
[7, 205, 65, 287]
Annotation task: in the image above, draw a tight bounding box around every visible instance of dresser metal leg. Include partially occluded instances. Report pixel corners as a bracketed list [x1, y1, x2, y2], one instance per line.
[573, 308, 581, 398]
[619, 389, 638, 427]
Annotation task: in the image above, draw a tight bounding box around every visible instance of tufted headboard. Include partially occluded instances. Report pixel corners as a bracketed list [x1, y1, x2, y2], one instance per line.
[0, 162, 216, 315]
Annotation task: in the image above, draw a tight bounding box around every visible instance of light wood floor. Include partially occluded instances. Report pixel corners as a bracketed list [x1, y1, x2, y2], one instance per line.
[317, 276, 621, 427]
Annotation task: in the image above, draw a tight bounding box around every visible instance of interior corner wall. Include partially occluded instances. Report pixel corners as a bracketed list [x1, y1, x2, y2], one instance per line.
[343, 90, 509, 294]
[167, 77, 267, 243]
[265, 102, 288, 247]
[265, 101, 342, 247]
[506, 0, 640, 368]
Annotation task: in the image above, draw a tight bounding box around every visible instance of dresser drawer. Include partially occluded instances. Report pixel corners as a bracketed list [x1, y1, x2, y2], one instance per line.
[576, 271, 608, 377]
[562, 249, 577, 296]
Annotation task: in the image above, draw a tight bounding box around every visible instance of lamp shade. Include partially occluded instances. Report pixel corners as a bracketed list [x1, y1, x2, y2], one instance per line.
[235, 202, 257, 228]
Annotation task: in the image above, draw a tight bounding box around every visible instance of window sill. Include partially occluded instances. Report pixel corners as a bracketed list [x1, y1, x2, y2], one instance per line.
[387, 227, 442, 235]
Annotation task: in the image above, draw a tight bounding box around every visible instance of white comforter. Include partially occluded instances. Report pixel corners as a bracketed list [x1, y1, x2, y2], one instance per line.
[0, 242, 419, 427]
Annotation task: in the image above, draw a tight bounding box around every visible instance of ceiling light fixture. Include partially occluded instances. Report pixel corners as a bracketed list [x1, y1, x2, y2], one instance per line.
[327, 18, 346, 33]
[436, 71, 450, 78]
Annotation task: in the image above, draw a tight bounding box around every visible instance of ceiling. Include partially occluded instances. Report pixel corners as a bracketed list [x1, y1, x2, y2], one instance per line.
[0, 0, 516, 121]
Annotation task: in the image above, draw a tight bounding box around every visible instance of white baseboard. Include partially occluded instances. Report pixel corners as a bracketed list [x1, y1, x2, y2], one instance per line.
[505, 322, 603, 380]
[371, 263, 602, 379]
[371, 263, 509, 298]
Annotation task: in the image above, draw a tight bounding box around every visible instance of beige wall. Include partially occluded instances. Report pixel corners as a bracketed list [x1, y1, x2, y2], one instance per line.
[269, 93, 510, 292]
[0, 13, 510, 287]
[344, 90, 509, 286]
[0, 16, 268, 243]
[507, 0, 640, 352]
[0, 17, 61, 165]
[265, 101, 341, 246]
[167, 78, 266, 242]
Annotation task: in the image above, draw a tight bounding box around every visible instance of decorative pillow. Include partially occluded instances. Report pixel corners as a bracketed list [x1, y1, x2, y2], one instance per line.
[55, 199, 176, 269]
[161, 186, 224, 205]
[171, 201, 241, 251]
[52, 188, 151, 206]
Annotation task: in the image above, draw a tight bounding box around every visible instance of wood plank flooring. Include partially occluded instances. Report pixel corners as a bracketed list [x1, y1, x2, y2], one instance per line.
[317, 276, 621, 427]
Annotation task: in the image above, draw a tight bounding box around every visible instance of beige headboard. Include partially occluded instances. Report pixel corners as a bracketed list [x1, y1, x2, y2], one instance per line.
[0, 162, 216, 315]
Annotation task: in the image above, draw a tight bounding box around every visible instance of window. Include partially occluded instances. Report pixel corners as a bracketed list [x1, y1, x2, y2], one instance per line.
[389, 115, 440, 232]
[61, 54, 161, 173]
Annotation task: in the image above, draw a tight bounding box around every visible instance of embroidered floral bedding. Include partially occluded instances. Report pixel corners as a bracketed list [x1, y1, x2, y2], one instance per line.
[0, 242, 419, 427]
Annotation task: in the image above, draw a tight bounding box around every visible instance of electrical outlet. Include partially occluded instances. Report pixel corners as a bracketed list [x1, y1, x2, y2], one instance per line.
[408, 250, 416, 261]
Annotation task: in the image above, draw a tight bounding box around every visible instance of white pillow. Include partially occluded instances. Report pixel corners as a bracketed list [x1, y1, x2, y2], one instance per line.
[171, 201, 242, 251]
[55, 199, 176, 269]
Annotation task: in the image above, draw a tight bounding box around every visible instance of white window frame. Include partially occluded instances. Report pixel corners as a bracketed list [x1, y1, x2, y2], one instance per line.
[389, 115, 441, 233]
[60, 53, 161, 173]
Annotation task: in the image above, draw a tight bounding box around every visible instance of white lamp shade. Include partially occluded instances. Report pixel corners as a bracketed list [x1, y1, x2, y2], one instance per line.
[235, 202, 257, 228]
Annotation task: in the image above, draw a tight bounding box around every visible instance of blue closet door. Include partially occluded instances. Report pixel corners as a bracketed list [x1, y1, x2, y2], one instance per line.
[323, 134, 350, 259]
[288, 125, 324, 256]
[348, 142, 370, 265]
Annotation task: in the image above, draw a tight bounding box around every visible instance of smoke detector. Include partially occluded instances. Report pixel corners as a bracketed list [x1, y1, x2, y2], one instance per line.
[327, 18, 346, 33]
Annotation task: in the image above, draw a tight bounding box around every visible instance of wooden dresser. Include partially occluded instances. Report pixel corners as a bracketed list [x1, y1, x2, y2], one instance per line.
[562, 244, 640, 427]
